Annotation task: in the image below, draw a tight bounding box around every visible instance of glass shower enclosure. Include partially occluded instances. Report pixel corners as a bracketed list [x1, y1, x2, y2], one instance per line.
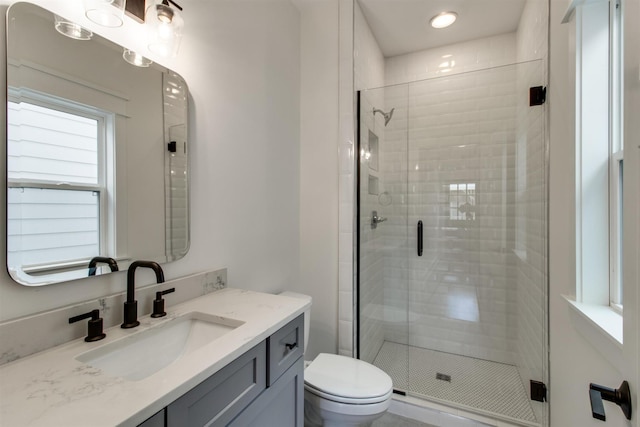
[357, 61, 548, 426]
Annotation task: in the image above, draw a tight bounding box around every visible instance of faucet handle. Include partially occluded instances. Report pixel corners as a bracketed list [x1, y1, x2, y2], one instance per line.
[151, 288, 176, 318]
[69, 309, 106, 342]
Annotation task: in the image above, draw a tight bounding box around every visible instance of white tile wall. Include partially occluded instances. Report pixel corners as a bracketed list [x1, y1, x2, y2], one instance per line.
[354, 2, 385, 92]
[516, 0, 549, 63]
[385, 33, 517, 87]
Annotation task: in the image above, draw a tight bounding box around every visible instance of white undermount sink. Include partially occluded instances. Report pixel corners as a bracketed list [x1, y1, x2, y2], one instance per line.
[76, 312, 244, 381]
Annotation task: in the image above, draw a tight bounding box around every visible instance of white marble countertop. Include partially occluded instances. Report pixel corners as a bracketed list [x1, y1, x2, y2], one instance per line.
[0, 288, 309, 426]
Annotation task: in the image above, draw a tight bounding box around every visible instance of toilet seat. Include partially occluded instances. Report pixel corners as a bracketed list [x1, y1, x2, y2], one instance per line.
[304, 383, 393, 405]
[304, 353, 393, 405]
[304, 387, 392, 419]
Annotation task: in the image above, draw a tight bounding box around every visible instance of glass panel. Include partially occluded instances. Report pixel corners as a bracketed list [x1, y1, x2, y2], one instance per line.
[405, 61, 547, 424]
[358, 83, 410, 392]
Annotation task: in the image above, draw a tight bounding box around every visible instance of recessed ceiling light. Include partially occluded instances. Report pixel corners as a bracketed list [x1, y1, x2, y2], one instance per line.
[430, 12, 458, 29]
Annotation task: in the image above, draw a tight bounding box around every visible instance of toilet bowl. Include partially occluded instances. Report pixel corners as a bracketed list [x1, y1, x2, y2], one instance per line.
[303, 353, 393, 427]
[280, 292, 393, 427]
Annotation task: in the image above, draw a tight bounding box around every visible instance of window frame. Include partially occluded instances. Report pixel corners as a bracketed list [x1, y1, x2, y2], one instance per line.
[608, 0, 624, 312]
[447, 182, 476, 222]
[7, 89, 114, 272]
[574, 0, 624, 311]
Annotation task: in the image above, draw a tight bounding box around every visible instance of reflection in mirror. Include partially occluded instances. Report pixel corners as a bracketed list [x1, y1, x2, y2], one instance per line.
[6, 3, 189, 286]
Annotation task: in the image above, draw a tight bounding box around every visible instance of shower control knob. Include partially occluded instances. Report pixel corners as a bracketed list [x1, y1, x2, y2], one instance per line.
[371, 211, 387, 229]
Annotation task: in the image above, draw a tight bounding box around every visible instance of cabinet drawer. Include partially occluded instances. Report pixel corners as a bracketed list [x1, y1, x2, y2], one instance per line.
[268, 314, 303, 386]
[167, 341, 266, 427]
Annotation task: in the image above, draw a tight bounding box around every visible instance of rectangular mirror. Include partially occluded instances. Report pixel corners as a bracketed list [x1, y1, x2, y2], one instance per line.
[6, 2, 190, 286]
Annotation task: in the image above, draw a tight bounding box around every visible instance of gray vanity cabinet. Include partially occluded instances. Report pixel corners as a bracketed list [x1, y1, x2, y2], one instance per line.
[228, 358, 303, 426]
[137, 315, 304, 427]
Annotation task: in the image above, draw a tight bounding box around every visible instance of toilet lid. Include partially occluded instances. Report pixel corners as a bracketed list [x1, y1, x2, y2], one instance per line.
[304, 353, 393, 403]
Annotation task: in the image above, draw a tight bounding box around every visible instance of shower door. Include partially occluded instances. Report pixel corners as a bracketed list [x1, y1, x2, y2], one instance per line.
[358, 61, 548, 426]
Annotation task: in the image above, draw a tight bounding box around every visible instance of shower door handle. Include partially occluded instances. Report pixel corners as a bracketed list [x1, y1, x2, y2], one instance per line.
[417, 221, 423, 257]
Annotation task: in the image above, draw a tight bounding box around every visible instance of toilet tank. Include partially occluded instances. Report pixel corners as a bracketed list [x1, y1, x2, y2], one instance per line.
[279, 291, 312, 354]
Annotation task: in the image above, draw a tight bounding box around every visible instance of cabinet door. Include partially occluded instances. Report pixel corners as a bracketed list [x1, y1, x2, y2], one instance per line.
[167, 341, 266, 427]
[229, 357, 304, 427]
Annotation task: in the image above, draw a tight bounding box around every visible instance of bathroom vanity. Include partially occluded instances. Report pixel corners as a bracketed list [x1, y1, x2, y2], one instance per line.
[0, 289, 308, 426]
[140, 314, 304, 427]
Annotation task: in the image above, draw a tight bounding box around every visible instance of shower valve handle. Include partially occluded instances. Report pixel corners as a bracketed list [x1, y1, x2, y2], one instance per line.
[371, 211, 387, 229]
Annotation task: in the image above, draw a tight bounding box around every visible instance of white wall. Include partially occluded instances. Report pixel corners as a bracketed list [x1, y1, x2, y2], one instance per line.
[297, 0, 340, 360]
[0, 0, 302, 322]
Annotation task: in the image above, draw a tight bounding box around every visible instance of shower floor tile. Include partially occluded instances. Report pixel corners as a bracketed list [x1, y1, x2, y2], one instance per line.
[373, 341, 538, 425]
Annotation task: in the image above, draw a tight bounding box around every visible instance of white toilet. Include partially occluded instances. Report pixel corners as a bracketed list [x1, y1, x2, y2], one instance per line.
[280, 292, 393, 427]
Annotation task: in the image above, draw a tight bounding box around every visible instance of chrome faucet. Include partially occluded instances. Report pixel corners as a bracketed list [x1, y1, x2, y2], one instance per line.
[121, 261, 165, 329]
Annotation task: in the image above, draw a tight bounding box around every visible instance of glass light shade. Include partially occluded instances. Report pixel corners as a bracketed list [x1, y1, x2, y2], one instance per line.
[146, 1, 184, 57]
[430, 12, 458, 29]
[123, 48, 153, 67]
[164, 71, 187, 102]
[84, 0, 126, 28]
[54, 14, 93, 40]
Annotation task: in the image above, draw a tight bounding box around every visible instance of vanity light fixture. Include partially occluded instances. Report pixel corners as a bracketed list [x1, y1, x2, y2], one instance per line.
[123, 48, 153, 67]
[54, 14, 93, 40]
[84, 0, 126, 28]
[146, 0, 184, 57]
[125, 0, 146, 23]
[430, 12, 458, 29]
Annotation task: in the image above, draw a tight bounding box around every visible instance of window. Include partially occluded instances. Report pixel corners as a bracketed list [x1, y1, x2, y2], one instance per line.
[7, 94, 112, 274]
[448, 183, 476, 221]
[574, 0, 623, 310]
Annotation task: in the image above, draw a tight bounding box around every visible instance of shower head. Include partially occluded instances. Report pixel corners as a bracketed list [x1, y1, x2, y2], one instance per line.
[373, 107, 395, 126]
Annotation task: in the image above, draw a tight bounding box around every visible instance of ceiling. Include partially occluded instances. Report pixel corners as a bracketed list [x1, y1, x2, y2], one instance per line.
[357, 0, 526, 57]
